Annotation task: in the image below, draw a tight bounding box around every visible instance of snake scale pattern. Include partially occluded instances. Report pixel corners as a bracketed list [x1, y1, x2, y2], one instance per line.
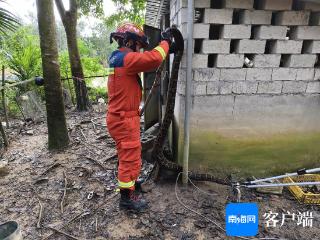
[151, 28, 229, 185]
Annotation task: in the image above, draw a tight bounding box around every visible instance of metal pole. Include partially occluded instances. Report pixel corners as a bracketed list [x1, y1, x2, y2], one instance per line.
[182, 0, 194, 185]
[1, 65, 9, 127]
[250, 167, 320, 184]
[246, 181, 320, 188]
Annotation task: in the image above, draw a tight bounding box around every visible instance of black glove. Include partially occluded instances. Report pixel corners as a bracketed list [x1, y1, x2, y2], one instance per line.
[161, 28, 173, 45]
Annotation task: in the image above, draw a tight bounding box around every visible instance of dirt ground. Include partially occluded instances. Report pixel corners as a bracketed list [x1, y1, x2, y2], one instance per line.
[1, 109, 320, 240]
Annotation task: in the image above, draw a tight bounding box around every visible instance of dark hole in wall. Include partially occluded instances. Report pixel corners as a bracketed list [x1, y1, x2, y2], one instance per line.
[232, 10, 241, 24]
[250, 26, 258, 39]
[253, 0, 262, 10]
[243, 54, 254, 68]
[271, 12, 277, 25]
[292, 0, 303, 10]
[208, 54, 217, 68]
[209, 24, 222, 40]
[211, 0, 223, 9]
[286, 26, 294, 39]
[309, 12, 320, 26]
[314, 55, 320, 68]
[194, 39, 203, 53]
[194, 8, 204, 23]
[280, 54, 291, 67]
[230, 39, 239, 53]
[302, 40, 312, 54]
[265, 40, 275, 54]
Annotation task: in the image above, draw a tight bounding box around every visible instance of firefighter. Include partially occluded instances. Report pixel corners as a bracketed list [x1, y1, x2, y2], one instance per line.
[107, 23, 172, 211]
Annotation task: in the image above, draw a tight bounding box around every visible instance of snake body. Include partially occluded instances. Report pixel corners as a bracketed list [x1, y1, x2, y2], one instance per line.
[151, 28, 229, 185]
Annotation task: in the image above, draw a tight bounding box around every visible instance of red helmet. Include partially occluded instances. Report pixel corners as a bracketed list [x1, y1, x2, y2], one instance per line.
[110, 22, 149, 48]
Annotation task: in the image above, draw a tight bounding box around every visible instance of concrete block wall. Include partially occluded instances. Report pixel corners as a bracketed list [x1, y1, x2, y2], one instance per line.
[169, 0, 320, 178]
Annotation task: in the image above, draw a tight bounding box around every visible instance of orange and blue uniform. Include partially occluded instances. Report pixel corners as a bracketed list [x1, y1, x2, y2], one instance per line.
[107, 41, 169, 190]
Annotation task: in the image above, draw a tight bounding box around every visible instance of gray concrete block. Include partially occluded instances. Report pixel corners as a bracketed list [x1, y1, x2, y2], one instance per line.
[257, 81, 283, 94]
[204, 9, 233, 24]
[239, 10, 272, 25]
[258, 0, 292, 11]
[253, 54, 281, 68]
[254, 26, 288, 40]
[314, 69, 320, 80]
[303, 41, 320, 53]
[182, 54, 208, 68]
[193, 68, 221, 81]
[291, 26, 320, 40]
[306, 82, 320, 93]
[207, 81, 233, 95]
[181, 23, 210, 39]
[274, 11, 310, 26]
[215, 54, 244, 68]
[282, 81, 307, 93]
[177, 8, 188, 24]
[222, 0, 254, 9]
[246, 68, 272, 81]
[296, 68, 315, 81]
[193, 82, 207, 95]
[177, 82, 186, 95]
[220, 68, 247, 81]
[221, 25, 251, 39]
[282, 55, 317, 68]
[232, 81, 258, 94]
[270, 40, 303, 54]
[178, 0, 211, 8]
[235, 40, 266, 54]
[202, 40, 230, 54]
[272, 68, 297, 81]
[300, 2, 320, 11]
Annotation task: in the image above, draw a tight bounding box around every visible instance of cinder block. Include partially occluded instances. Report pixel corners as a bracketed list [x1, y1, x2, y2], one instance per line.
[177, 82, 186, 95]
[193, 82, 207, 95]
[178, 0, 211, 8]
[232, 81, 258, 94]
[282, 81, 307, 93]
[177, 8, 188, 24]
[202, 40, 230, 54]
[257, 0, 292, 11]
[315, 69, 320, 80]
[303, 41, 320, 53]
[221, 25, 251, 39]
[291, 26, 320, 40]
[222, 0, 254, 9]
[193, 68, 221, 81]
[306, 82, 320, 93]
[282, 55, 317, 68]
[274, 11, 310, 26]
[272, 68, 297, 80]
[257, 81, 283, 94]
[269, 40, 303, 54]
[310, 12, 320, 25]
[235, 40, 266, 54]
[181, 54, 208, 68]
[300, 2, 320, 11]
[178, 68, 186, 82]
[215, 54, 244, 68]
[207, 81, 233, 95]
[181, 23, 210, 39]
[239, 10, 272, 25]
[246, 68, 272, 81]
[253, 54, 281, 67]
[204, 9, 233, 24]
[220, 68, 247, 81]
[254, 26, 288, 40]
[296, 68, 315, 81]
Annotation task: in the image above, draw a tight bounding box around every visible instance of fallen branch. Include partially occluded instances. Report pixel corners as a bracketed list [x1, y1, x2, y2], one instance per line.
[46, 227, 80, 240]
[38, 162, 61, 177]
[33, 190, 43, 229]
[61, 171, 67, 213]
[85, 156, 114, 171]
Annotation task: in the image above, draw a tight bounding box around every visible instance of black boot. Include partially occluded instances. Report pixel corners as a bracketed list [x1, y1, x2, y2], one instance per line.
[134, 178, 145, 193]
[119, 189, 148, 212]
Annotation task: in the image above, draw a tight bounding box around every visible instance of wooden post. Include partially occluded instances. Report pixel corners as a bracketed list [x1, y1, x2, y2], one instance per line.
[1, 66, 9, 128]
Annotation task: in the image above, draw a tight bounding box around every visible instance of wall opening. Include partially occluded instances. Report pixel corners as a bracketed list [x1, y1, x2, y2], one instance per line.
[209, 24, 222, 40]
[195, 8, 204, 23]
[208, 54, 217, 68]
[265, 40, 274, 54]
[244, 54, 254, 68]
[232, 10, 241, 24]
[302, 40, 312, 54]
[280, 54, 291, 67]
[210, 0, 223, 9]
[314, 55, 320, 68]
[230, 39, 239, 53]
[194, 39, 203, 54]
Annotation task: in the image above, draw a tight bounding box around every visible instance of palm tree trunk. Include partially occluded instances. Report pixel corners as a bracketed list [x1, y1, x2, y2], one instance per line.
[36, 0, 69, 150]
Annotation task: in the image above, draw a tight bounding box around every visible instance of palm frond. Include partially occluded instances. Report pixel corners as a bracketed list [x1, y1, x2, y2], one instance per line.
[0, 0, 20, 34]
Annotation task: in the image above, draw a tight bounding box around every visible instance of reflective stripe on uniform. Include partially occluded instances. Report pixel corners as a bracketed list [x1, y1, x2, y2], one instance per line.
[118, 180, 135, 188]
[154, 46, 166, 60]
[106, 67, 115, 75]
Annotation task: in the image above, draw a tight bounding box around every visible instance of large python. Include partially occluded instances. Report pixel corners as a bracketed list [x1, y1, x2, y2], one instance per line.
[150, 27, 229, 185]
